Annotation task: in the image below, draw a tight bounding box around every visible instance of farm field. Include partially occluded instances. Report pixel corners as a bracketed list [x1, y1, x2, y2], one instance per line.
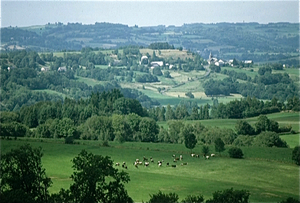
[1, 139, 298, 202]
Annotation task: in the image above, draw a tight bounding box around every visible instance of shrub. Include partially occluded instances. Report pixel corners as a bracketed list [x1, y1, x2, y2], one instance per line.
[102, 140, 110, 147]
[206, 188, 250, 203]
[181, 194, 204, 203]
[147, 190, 179, 203]
[228, 147, 244, 158]
[280, 197, 300, 203]
[65, 136, 74, 144]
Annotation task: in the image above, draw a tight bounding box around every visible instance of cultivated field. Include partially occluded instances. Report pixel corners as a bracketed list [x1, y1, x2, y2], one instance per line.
[1, 134, 298, 202]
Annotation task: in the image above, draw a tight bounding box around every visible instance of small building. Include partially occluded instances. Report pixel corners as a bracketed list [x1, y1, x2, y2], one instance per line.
[41, 67, 50, 72]
[58, 66, 67, 72]
[215, 59, 225, 67]
[244, 60, 253, 64]
[150, 61, 164, 69]
[7, 66, 16, 71]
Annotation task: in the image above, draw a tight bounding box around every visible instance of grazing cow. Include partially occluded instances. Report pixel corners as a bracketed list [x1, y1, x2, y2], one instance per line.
[181, 162, 188, 166]
[173, 159, 177, 162]
[191, 153, 196, 157]
[150, 158, 154, 163]
[211, 154, 215, 157]
[144, 162, 149, 167]
[171, 165, 176, 168]
[205, 156, 210, 159]
[115, 163, 120, 166]
[122, 163, 127, 169]
[175, 157, 180, 161]
[136, 159, 140, 162]
[180, 155, 183, 160]
[166, 162, 169, 166]
[158, 162, 162, 167]
[143, 156, 148, 161]
[172, 154, 176, 158]
[196, 154, 199, 158]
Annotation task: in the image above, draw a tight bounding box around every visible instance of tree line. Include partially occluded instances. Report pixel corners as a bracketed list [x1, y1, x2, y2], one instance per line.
[0, 91, 293, 149]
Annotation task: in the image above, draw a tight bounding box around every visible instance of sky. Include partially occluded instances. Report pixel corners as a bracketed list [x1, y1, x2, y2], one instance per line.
[1, 0, 299, 28]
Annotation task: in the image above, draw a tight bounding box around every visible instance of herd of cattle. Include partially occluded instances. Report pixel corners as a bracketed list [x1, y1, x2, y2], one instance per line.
[115, 153, 216, 169]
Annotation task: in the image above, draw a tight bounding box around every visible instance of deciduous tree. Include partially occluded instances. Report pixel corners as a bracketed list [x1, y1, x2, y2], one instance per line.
[52, 150, 133, 203]
[0, 144, 52, 203]
[214, 137, 225, 155]
[182, 124, 197, 153]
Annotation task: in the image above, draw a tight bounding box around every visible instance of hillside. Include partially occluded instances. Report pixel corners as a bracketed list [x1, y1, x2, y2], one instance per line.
[1, 22, 299, 65]
[1, 43, 299, 112]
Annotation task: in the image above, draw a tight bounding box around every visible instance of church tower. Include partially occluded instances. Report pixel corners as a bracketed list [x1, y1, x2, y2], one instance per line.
[209, 52, 212, 60]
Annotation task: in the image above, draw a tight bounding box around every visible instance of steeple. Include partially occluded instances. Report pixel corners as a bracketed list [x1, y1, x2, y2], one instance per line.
[209, 52, 212, 60]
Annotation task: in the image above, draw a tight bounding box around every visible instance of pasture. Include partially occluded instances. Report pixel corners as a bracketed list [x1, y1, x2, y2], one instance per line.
[1, 139, 299, 202]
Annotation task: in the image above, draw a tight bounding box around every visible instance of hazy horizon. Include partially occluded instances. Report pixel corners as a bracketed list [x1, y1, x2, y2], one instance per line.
[1, 1, 299, 28]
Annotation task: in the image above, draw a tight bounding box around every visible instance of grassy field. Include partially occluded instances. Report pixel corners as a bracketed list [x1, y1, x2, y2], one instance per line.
[1, 139, 298, 202]
[75, 75, 106, 87]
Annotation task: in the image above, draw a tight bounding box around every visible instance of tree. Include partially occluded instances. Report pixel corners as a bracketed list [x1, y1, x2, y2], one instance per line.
[253, 131, 287, 148]
[147, 190, 179, 203]
[182, 124, 197, 153]
[168, 120, 184, 143]
[206, 188, 250, 203]
[202, 145, 210, 157]
[139, 117, 159, 142]
[228, 147, 244, 158]
[0, 144, 52, 203]
[214, 137, 225, 155]
[235, 120, 256, 135]
[165, 104, 175, 120]
[153, 67, 163, 76]
[292, 146, 300, 165]
[53, 150, 133, 203]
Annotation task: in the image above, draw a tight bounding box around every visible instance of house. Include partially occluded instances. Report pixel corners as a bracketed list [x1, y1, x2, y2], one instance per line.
[58, 66, 67, 72]
[215, 59, 225, 67]
[7, 66, 16, 71]
[150, 61, 164, 69]
[41, 67, 50, 72]
[244, 60, 253, 64]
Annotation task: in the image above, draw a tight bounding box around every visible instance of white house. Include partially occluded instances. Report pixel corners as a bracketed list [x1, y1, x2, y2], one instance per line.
[150, 61, 164, 69]
[244, 60, 253, 64]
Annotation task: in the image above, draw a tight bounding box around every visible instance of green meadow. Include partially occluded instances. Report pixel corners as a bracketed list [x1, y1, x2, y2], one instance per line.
[1, 137, 299, 202]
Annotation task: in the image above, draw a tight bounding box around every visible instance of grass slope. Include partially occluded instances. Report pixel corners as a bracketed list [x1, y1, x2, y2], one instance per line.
[1, 139, 299, 202]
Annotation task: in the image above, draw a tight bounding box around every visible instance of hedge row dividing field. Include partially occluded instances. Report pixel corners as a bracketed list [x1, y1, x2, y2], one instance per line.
[1, 138, 298, 202]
